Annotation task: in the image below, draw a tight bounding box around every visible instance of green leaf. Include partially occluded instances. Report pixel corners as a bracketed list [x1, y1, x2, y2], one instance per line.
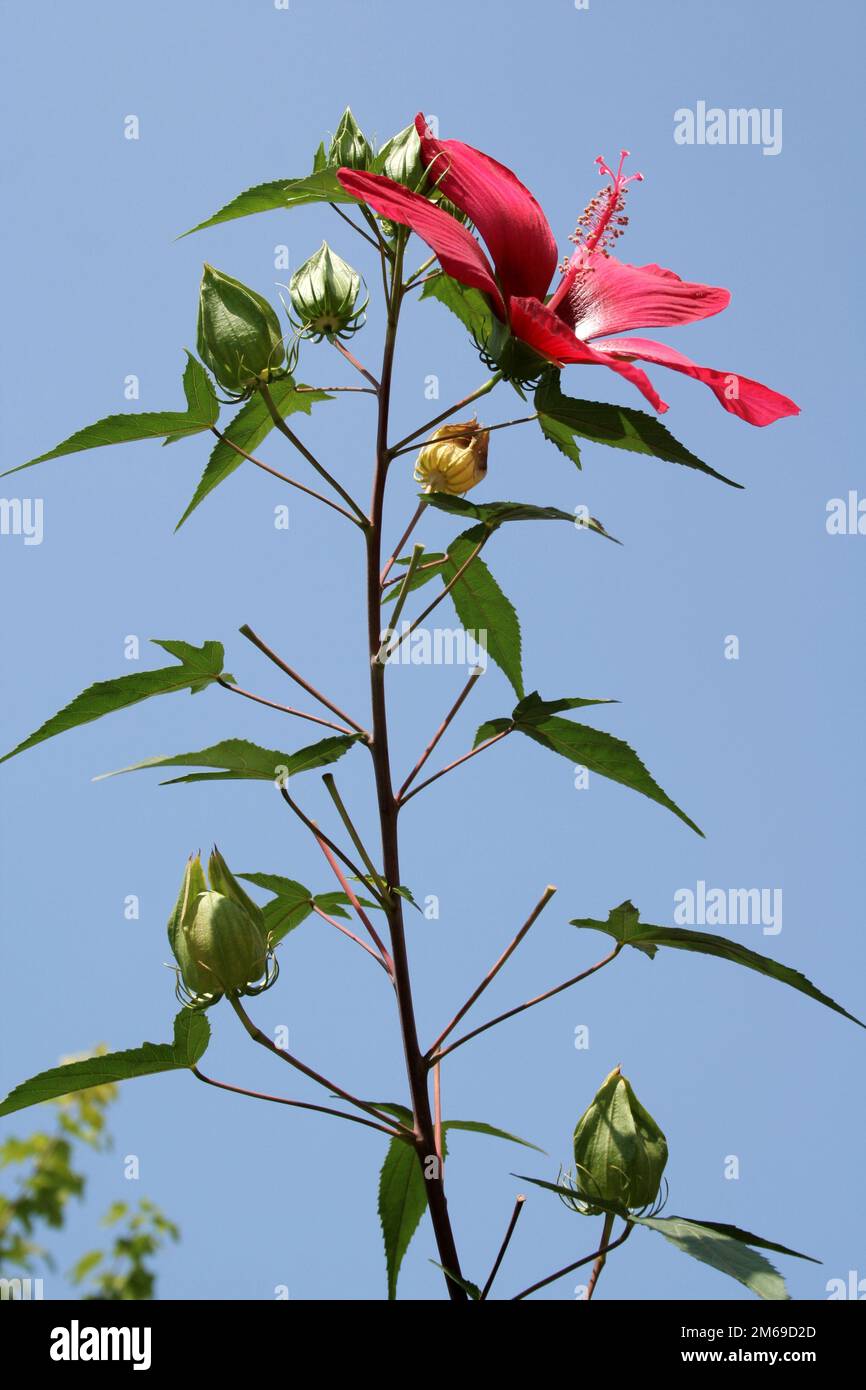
[520, 714, 701, 835]
[419, 273, 495, 342]
[378, 1132, 447, 1300]
[5, 354, 219, 478]
[534, 371, 741, 487]
[678, 1220, 820, 1265]
[573, 901, 865, 1028]
[176, 377, 332, 528]
[180, 169, 354, 238]
[443, 1120, 544, 1153]
[238, 874, 315, 944]
[438, 529, 524, 698]
[1, 639, 228, 765]
[93, 733, 360, 785]
[635, 1216, 801, 1300]
[0, 1013, 209, 1119]
[425, 492, 619, 544]
[477, 701, 701, 834]
[429, 1263, 482, 1299]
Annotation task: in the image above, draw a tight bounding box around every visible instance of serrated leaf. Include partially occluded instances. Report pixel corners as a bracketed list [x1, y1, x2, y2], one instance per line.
[534, 370, 741, 487]
[0, 1013, 209, 1119]
[419, 273, 495, 341]
[5, 354, 219, 479]
[512, 690, 617, 723]
[443, 1120, 544, 1153]
[93, 733, 360, 785]
[436, 529, 523, 698]
[180, 169, 354, 238]
[176, 378, 331, 528]
[429, 1263, 482, 1299]
[573, 901, 864, 1027]
[1, 639, 227, 765]
[378, 1132, 448, 1300]
[635, 1216, 797, 1300]
[425, 492, 618, 543]
[238, 874, 315, 944]
[519, 714, 701, 835]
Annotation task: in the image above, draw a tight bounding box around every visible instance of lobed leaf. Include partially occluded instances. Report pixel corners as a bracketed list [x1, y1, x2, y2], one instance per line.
[1, 639, 228, 765]
[93, 733, 360, 785]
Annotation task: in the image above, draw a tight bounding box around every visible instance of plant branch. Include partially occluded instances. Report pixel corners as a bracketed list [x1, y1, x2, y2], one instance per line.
[259, 381, 368, 525]
[209, 427, 360, 524]
[396, 667, 485, 802]
[313, 830, 394, 970]
[389, 373, 502, 456]
[239, 623, 369, 737]
[329, 201, 381, 251]
[480, 1195, 526, 1300]
[227, 995, 406, 1134]
[321, 772, 390, 905]
[427, 885, 557, 1059]
[510, 1222, 633, 1301]
[399, 728, 511, 807]
[217, 677, 355, 736]
[375, 542, 425, 663]
[388, 414, 538, 461]
[311, 904, 391, 972]
[385, 535, 488, 659]
[585, 1212, 616, 1301]
[403, 254, 437, 290]
[380, 497, 428, 587]
[192, 1066, 396, 1135]
[433, 944, 623, 1063]
[365, 231, 468, 1300]
[278, 787, 387, 911]
[332, 338, 381, 391]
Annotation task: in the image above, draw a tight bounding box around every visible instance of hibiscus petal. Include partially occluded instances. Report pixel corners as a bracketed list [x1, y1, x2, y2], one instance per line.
[415, 113, 558, 305]
[595, 337, 800, 426]
[336, 168, 506, 317]
[508, 297, 668, 414]
[549, 250, 731, 340]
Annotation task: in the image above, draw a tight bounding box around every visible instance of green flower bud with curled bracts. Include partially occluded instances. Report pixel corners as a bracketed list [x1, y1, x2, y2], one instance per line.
[167, 851, 278, 1011]
[196, 264, 285, 397]
[570, 1066, 668, 1215]
[289, 243, 366, 343]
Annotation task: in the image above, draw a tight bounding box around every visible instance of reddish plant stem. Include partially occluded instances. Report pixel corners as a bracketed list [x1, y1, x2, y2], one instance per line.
[426, 885, 557, 1059]
[332, 337, 381, 391]
[311, 904, 391, 972]
[313, 833, 393, 972]
[433, 945, 623, 1063]
[192, 1066, 397, 1135]
[366, 235, 467, 1301]
[217, 677, 354, 736]
[399, 729, 511, 807]
[480, 1195, 526, 1300]
[585, 1212, 616, 1300]
[511, 1222, 633, 1301]
[396, 666, 484, 801]
[209, 427, 359, 524]
[379, 498, 428, 586]
[239, 623, 369, 737]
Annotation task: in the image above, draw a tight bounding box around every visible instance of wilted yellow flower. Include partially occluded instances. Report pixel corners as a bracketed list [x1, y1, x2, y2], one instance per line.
[413, 417, 489, 495]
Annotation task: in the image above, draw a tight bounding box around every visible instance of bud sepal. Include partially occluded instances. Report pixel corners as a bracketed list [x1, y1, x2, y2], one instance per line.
[167, 851, 278, 1010]
[568, 1067, 669, 1216]
[288, 242, 367, 343]
[197, 264, 286, 399]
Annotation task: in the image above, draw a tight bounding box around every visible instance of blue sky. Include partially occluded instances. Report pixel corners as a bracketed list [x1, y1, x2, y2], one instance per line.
[1, 0, 863, 1300]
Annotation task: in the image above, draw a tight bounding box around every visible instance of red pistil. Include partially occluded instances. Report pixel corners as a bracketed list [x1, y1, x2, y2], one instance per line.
[570, 150, 644, 258]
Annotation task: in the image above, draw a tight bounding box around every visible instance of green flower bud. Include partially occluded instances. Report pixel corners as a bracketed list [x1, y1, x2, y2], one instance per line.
[182, 891, 266, 997]
[572, 1067, 668, 1213]
[167, 851, 276, 1008]
[377, 123, 424, 189]
[328, 107, 372, 170]
[207, 845, 266, 934]
[197, 263, 285, 396]
[289, 242, 365, 342]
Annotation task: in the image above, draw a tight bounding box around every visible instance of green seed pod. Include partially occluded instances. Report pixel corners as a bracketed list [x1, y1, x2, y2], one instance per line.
[377, 123, 424, 189]
[572, 1067, 668, 1213]
[289, 242, 364, 342]
[328, 107, 372, 170]
[196, 263, 284, 395]
[207, 845, 266, 934]
[182, 891, 267, 997]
